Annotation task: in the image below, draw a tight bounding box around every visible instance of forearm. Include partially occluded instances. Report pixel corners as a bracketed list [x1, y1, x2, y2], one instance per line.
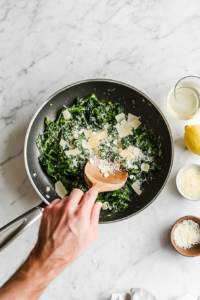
[0, 189, 101, 300]
[0, 251, 53, 300]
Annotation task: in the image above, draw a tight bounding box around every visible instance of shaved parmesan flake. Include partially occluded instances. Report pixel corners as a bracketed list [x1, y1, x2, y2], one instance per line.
[46, 187, 50, 192]
[119, 148, 134, 159]
[119, 149, 131, 158]
[132, 181, 142, 195]
[126, 152, 134, 160]
[55, 181, 68, 198]
[84, 130, 93, 139]
[113, 147, 119, 154]
[115, 113, 125, 123]
[104, 124, 112, 130]
[141, 163, 149, 172]
[129, 175, 134, 179]
[72, 131, 79, 139]
[113, 139, 118, 146]
[65, 148, 81, 156]
[116, 120, 132, 138]
[128, 113, 139, 124]
[63, 110, 71, 120]
[133, 147, 141, 155]
[118, 142, 123, 148]
[73, 159, 78, 167]
[68, 136, 74, 141]
[59, 139, 67, 148]
[82, 138, 99, 149]
[113, 139, 122, 148]
[95, 130, 108, 140]
[127, 146, 134, 153]
[135, 180, 140, 186]
[102, 202, 108, 210]
[130, 119, 141, 130]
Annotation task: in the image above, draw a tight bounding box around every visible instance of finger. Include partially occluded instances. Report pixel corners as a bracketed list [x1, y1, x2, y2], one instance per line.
[60, 195, 69, 205]
[67, 188, 84, 206]
[91, 202, 102, 226]
[46, 198, 61, 209]
[79, 188, 98, 216]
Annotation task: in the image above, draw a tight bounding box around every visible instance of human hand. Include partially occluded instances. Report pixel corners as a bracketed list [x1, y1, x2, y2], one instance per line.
[31, 187, 102, 279]
[0, 188, 102, 300]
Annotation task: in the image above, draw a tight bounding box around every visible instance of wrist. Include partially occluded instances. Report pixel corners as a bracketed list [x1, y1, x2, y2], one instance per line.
[28, 245, 71, 284]
[0, 250, 51, 300]
[25, 249, 54, 288]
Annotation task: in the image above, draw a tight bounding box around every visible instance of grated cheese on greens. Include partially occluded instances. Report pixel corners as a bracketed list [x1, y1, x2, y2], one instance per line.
[36, 94, 162, 215]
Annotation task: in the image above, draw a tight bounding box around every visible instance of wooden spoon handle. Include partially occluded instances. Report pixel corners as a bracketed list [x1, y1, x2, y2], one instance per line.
[92, 182, 104, 192]
[84, 172, 104, 192]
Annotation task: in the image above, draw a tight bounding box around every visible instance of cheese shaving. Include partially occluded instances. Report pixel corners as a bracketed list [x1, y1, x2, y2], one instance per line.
[84, 130, 93, 139]
[95, 130, 108, 140]
[132, 180, 142, 195]
[72, 131, 79, 139]
[82, 139, 99, 149]
[65, 148, 81, 156]
[130, 119, 141, 130]
[116, 120, 132, 138]
[119, 149, 131, 158]
[115, 113, 125, 123]
[55, 181, 68, 198]
[68, 136, 74, 141]
[128, 113, 141, 129]
[141, 163, 149, 172]
[63, 110, 71, 120]
[73, 159, 78, 167]
[59, 139, 67, 148]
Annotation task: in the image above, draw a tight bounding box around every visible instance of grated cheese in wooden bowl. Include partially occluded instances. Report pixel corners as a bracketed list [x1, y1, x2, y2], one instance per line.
[174, 219, 200, 249]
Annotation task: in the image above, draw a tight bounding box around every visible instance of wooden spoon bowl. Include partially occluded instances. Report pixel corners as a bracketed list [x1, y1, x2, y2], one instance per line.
[84, 160, 128, 193]
[171, 215, 200, 257]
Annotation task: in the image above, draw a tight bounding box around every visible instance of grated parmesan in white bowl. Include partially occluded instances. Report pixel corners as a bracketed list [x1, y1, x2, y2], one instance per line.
[176, 164, 200, 201]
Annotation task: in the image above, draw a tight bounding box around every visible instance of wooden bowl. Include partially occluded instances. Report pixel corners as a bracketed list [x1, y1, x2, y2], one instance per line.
[171, 216, 200, 257]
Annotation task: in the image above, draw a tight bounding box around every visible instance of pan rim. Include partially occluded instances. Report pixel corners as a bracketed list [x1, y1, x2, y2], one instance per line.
[24, 78, 174, 223]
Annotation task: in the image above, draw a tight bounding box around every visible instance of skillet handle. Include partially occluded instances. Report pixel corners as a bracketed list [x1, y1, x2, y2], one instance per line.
[0, 204, 45, 252]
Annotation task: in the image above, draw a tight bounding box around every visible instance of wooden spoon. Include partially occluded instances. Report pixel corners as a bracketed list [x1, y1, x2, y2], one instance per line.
[84, 159, 128, 192]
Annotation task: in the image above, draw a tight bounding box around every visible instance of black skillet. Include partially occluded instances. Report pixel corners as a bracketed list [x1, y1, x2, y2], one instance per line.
[0, 79, 173, 251]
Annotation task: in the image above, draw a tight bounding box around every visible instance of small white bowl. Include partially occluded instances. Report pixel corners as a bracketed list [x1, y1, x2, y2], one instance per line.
[176, 164, 200, 201]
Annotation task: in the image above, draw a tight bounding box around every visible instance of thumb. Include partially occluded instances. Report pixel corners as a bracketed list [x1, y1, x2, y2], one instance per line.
[91, 202, 102, 226]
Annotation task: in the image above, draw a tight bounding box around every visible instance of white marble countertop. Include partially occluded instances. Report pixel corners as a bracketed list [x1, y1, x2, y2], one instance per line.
[1, 1, 200, 299]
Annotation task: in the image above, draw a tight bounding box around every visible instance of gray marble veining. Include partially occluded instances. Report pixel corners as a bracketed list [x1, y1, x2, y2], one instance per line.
[1, 0, 200, 299]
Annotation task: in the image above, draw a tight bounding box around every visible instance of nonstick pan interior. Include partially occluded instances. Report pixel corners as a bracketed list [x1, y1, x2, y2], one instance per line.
[25, 79, 173, 223]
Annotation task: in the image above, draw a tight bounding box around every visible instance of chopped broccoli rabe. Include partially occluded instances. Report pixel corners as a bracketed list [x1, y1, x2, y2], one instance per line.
[36, 94, 162, 215]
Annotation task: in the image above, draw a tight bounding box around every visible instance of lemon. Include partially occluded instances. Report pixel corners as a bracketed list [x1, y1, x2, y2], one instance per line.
[184, 125, 200, 155]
